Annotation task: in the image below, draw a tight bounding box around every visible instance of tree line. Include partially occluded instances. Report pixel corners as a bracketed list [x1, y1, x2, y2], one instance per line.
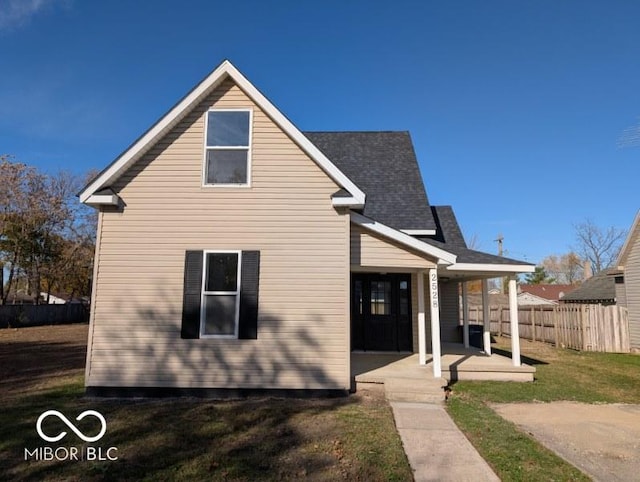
[0, 155, 96, 304]
[525, 220, 627, 285]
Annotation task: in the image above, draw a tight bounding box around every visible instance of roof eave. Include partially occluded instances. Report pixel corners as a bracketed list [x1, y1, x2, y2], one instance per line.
[332, 196, 365, 209]
[446, 262, 536, 275]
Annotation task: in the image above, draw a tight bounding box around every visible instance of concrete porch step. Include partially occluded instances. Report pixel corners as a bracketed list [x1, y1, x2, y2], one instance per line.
[382, 377, 448, 404]
[442, 362, 536, 382]
[386, 391, 446, 404]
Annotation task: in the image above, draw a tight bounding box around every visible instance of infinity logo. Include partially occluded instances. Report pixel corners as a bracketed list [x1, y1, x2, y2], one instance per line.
[36, 410, 107, 443]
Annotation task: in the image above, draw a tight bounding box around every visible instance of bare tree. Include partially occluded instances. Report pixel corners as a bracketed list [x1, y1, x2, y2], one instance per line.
[573, 220, 627, 274]
[541, 252, 584, 284]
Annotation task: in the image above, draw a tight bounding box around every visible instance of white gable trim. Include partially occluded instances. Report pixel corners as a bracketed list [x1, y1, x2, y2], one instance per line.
[617, 209, 640, 268]
[350, 212, 456, 265]
[401, 229, 437, 236]
[332, 196, 364, 209]
[446, 263, 536, 274]
[85, 189, 120, 207]
[79, 60, 366, 206]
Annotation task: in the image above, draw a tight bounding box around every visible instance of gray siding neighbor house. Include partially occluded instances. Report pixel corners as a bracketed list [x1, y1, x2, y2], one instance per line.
[79, 60, 535, 395]
[617, 211, 640, 350]
[561, 268, 619, 306]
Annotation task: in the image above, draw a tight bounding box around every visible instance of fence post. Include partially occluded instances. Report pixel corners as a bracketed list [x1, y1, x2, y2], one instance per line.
[580, 304, 587, 350]
[554, 306, 559, 347]
[497, 306, 502, 337]
[531, 306, 536, 342]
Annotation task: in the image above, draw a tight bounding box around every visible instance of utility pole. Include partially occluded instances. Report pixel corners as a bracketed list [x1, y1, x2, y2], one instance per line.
[494, 234, 506, 293]
[494, 234, 504, 256]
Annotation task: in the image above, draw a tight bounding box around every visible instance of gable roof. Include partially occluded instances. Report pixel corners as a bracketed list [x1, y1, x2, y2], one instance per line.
[79, 60, 365, 207]
[304, 131, 436, 233]
[519, 284, 576, 301]
[617, 209, 640, 268]
[561, 268, 617, 303]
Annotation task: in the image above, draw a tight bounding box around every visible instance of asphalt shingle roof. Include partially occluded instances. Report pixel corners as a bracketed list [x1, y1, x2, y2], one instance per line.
[303, 131, 436, 232]
[561, 269, 618, 303]
[305, 131, 532, 268]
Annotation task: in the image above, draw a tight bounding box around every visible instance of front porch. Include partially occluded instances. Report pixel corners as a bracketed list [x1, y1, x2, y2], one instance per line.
[352, 343, 535, 384]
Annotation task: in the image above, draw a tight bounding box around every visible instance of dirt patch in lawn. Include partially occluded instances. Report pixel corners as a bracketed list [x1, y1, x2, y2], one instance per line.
[0, 324, 88, 398]
[493, 402, 640, 482]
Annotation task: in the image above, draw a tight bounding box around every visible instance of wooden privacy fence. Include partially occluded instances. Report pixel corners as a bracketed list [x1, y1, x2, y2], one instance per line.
[0, 304, 89, 329]
[467, 304, 630, 353]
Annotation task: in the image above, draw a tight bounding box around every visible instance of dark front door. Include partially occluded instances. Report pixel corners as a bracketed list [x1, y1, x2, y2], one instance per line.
[351, 273, 412, 351]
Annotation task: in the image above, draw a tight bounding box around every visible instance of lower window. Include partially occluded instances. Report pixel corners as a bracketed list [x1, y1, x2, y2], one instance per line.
[181, 249, 260, 340]
[201, 251, 241, 337]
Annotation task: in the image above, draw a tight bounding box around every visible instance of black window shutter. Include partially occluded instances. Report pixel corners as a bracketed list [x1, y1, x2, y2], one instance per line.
[239, 251, 260, 339]
[181, 250, 203, 339]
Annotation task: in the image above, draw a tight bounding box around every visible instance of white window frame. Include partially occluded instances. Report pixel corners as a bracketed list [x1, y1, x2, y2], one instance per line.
[202, 108, 253, 188]
[200, 250, 242, 339]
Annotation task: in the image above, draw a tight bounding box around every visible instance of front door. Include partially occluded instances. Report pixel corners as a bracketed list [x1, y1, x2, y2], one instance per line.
[351, 273, 412, 351]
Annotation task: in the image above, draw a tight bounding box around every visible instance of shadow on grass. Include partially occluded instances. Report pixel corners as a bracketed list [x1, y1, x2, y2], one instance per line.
[492, 347, 548, 366]
[2, 381, 362, 481]
[0, 340, 87, 397]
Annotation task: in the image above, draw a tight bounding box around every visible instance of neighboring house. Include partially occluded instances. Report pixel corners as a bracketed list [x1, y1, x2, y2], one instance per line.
[39, 292, 88, 305]
[466, 291, 556, 308]
[561, 268, 619, 305]
[516, 291, 556, 306]
[41, 292, 67, 304]
[79, 60, 534, 396]
[518, 284, 576, 305]
[616, 210, 640, 349]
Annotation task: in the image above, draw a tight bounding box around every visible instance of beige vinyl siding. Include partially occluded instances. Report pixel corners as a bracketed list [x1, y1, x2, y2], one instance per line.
[438, 281, 460, 343]
[626, 236, 640, 349]
[350, 225, 436, 269]
[87, 79, 350, 389]
[409, 274, 461, 352]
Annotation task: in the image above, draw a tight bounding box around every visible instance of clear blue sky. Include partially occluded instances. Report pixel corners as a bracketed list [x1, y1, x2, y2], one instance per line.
[1, 0, 638, 264]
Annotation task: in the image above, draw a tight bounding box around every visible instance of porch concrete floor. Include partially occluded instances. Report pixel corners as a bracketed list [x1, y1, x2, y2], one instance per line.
[352, 343, 535, 384]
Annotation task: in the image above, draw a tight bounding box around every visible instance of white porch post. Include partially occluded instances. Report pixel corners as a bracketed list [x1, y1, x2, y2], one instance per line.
[481, 279, 491, 355]
[417, 270, 427, 365]
[461, 281, 469, 348]
[508, 276, 521, 366]
[429, 268, 442, 377]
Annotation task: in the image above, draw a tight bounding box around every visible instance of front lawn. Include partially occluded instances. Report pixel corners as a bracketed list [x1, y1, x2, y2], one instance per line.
[447, 337, 640, 481]
[0, 326, 412, 481]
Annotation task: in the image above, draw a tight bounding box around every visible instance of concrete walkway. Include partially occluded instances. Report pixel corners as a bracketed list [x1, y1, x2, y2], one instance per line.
[352, 353, 502, 480]
[391, 402, 500, 482]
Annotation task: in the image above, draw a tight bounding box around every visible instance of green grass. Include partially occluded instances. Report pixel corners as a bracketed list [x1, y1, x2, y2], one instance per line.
[0, 326, 413, 481]
[447, 337, 640, 481]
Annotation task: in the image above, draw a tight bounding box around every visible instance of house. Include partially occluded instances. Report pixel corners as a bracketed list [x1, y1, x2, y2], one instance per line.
[39, 291, 87, 304]
[518, 284, 576, 305]
[79, 60, 535, 396]
[616, 210, 640, 350]
[560, 268, 619, 305]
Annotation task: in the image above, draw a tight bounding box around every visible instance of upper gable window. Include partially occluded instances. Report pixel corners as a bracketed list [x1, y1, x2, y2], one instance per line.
[204, 110, 251, 186]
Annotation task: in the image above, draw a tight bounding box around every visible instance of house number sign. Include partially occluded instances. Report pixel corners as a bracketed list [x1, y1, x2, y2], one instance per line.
[430, 271, 439, 309]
